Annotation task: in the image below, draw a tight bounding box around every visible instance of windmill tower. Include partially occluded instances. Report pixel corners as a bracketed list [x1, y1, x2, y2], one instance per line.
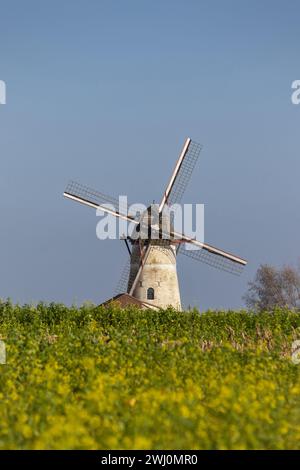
[63, 138, 247, 309]
[126, 205, 182, 309]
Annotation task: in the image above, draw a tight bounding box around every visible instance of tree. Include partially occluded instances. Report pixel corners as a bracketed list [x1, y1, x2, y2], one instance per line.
[243, 264, 300, 312]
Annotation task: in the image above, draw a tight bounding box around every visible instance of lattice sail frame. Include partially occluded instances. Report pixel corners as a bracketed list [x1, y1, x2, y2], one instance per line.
[114, 258, 131, 295]
[177, 243, 244, 276]
[64, 180, 131, 218]
[164, 140, 203, 207]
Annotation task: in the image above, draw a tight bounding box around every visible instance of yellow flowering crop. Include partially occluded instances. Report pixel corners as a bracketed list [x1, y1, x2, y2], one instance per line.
[0, 300, 299, 449]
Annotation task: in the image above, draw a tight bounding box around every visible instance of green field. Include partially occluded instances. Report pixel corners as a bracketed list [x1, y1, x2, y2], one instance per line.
[0, 301, 300, 449]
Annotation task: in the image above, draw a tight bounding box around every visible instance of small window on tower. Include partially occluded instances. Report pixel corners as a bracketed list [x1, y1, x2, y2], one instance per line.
[147, 287, 154, 300]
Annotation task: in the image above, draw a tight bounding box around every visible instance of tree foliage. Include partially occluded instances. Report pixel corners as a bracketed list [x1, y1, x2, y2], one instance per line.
[244, 264, 300, 312]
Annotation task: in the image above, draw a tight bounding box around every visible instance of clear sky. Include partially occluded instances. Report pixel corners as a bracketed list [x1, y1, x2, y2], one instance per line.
[0, 0, 299, 309]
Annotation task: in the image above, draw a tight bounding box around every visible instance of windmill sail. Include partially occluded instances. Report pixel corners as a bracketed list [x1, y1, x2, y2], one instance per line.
[177, 241, 246, 275]
[128, 244, 152, 296]
[114, 258, 131, 295]
[148, 223, 246, 275]
[64, 180, 134, 222]
[159, 138, 203, 211]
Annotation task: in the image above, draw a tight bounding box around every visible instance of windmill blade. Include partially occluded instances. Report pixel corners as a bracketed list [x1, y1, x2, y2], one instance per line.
[142, 221, 246, 271]
[177, 238, 247, 275]
[149, 222, 246, 275]
[159, 138, 203, 212]
[114, 258, 131, 295]
[64, 180, 135, 223]
[128, 244, 152, 296]
[123, 238, 131, 256]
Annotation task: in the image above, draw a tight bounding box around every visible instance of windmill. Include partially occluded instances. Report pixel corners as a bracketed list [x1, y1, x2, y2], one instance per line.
[63, 137, 247, 309]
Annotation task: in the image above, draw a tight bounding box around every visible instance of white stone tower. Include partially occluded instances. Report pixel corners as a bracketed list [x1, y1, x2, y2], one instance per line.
[128, 242, 181, 310]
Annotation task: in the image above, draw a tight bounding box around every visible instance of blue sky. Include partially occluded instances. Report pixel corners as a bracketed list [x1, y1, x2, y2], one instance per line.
[0, 0, 299, 309]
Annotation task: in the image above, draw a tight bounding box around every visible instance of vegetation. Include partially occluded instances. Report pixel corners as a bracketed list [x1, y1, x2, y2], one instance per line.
[0, 300, 300, 449]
